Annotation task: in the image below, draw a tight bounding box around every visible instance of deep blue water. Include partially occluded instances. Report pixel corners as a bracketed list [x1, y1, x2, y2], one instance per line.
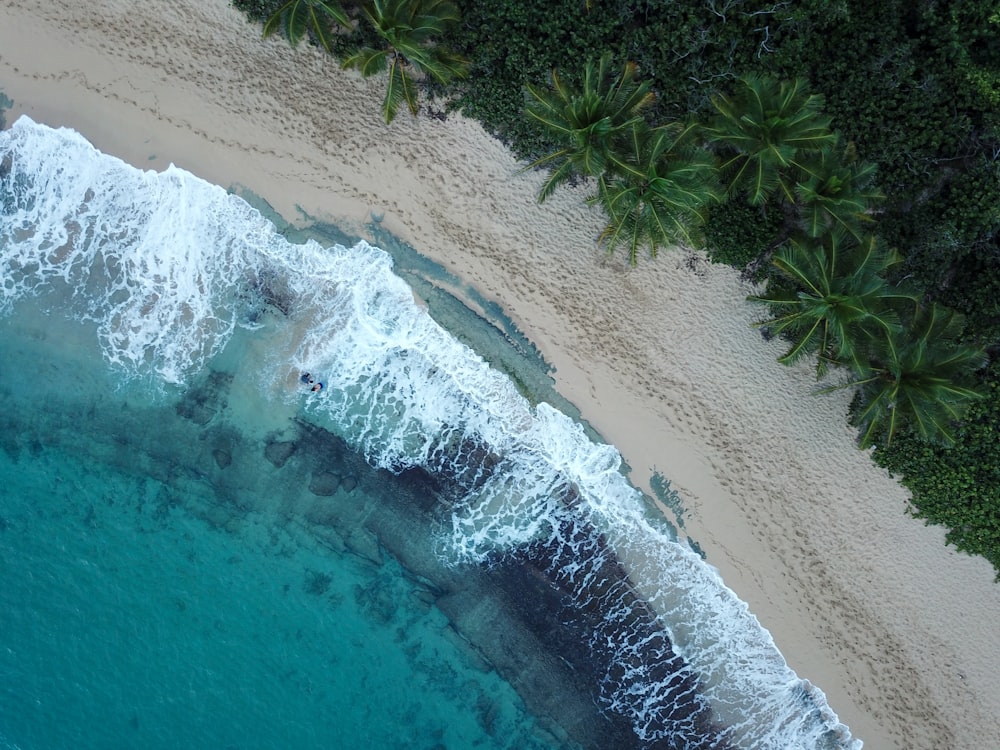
[0, 116, 860, 749]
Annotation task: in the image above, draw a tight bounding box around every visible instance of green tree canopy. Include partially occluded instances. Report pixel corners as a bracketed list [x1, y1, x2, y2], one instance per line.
[751, 231, 917, 376]
[262, 0, 351, 53]
[706, 74, 838, 206]
[342, 0, 468, 123]
[831, 303, 988, 447]
[794, 144, 884, 240]
[523, 53, 656, 202]
[594, 121, 720, 265]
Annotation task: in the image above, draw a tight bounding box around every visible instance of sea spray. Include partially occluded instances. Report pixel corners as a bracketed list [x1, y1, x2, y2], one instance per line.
[0, 116, 860, 749]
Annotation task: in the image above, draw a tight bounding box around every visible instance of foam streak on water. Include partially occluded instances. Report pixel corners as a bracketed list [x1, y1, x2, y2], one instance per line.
[0, 117, 860, 749]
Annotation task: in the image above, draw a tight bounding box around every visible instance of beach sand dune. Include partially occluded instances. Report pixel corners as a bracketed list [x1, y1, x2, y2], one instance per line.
[1, 1, 998, 747]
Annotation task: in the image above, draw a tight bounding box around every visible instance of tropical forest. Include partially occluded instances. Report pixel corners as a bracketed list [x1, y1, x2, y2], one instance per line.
[231, 0, 1000, 576]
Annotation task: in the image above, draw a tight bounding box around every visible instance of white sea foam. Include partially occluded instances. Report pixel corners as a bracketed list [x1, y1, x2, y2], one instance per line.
[0, 117, 860, 749]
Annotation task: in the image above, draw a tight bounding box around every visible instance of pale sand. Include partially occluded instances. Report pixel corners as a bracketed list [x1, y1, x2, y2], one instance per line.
[1, 1, 998, 747]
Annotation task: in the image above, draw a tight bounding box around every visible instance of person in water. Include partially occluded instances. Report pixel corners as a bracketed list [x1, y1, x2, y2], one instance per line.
[311, 382, 324, 392]
[300, 372, 314, 385]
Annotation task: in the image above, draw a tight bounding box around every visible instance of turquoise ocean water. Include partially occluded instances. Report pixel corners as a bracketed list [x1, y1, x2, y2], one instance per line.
[0, 116, 861, 749]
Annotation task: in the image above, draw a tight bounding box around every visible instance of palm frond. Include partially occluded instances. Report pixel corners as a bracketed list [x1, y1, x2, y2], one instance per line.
[844, 304, 988, 446]
[707, 74, 837, 205]
[350, 0, 466, 123]
[523, 54, 655, 201]
[750, 231, 918, 378]
[596, 122, 719, 264]
[382, 59, 419, 123]
[342, 47, 388, 77]
[262, 0, 350, 51]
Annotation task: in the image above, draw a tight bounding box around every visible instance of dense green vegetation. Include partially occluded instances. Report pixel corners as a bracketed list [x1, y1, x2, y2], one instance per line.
[231, 0, 1000, 575]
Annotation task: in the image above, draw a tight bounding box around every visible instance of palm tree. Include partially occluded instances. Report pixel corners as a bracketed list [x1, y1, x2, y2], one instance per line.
[750, 231, 918, 376]
[828, 304, 988, 447]
[795, 146, 884, 239]
[706, 74, 838, 206]
[262, 0, 351, 53]
[341, 0, 468, 123]
[593, 121, 720, 265]
[524, 54, 656, 203]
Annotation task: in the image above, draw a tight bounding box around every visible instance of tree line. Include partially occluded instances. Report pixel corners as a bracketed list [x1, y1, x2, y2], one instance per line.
[232, 0, 1000, 576]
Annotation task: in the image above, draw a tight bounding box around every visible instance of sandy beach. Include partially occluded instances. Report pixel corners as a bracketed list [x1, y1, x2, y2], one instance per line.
[2, 0, 998, 747]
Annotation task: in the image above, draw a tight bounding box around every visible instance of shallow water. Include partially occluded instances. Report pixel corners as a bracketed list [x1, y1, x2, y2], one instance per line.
[0, 303, 565, 750]
[0, 116, 861, 749]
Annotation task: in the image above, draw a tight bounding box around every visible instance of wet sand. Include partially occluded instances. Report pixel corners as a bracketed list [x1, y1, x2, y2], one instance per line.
[2, 0, 999, 746]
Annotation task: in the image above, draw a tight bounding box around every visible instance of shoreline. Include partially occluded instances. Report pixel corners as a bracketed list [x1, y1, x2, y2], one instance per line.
[2, 0, 999, 747]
